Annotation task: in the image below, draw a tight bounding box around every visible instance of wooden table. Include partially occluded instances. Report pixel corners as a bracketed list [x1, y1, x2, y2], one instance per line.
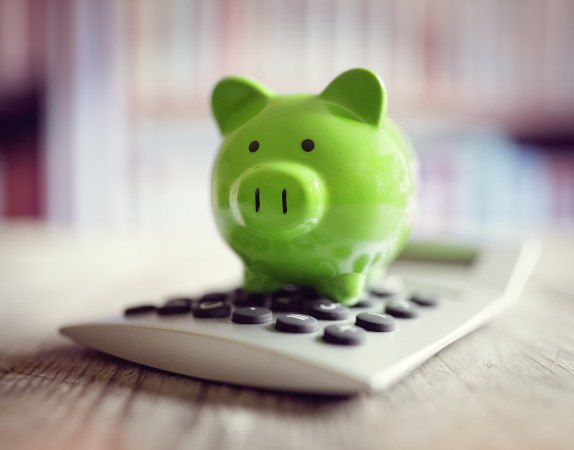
[1, 223, 573, 450]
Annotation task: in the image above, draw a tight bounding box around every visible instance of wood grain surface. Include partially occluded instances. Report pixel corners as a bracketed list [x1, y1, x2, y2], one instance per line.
[1, 224, 573, 450]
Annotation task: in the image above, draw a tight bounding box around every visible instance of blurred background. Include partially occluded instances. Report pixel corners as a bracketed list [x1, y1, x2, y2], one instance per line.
[1, 0, 573, 239]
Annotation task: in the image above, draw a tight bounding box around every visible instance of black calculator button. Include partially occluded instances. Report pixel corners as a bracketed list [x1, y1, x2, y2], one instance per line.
[272, 285, 300, 298]
[352, 295, 376, 308]
[233, 289, 268, 307]
[232, 307, 272, 324]
[385, 300, 418, 319]
[124, 304, 156, 316]
[193, 300, 231, 318]
[307, 300, 350, 321]
[200, 292, 229, 302]
[164, 297, 194, 308]
[157, 303, 191, 315]
[355, 312, 396, 332]
[322, 324, 366, 346]
[370, 287, 400, 298]
[410, 294, 438, 307]
[275, 314, 318, 333]
[270, 295, 305, 312]
[296, 286, 322, 300]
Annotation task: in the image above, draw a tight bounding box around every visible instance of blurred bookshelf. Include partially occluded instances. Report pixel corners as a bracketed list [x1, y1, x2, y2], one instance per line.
[123, 0, 574, 134]
[0, 0, 573, 237]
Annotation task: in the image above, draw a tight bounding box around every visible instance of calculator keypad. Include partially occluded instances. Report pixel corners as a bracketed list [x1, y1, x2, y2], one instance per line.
[124, 281, 440, 346]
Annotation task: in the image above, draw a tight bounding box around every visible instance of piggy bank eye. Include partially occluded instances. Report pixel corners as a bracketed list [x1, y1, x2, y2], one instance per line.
[301, 139, 315, 152]
[248, 140, 260, 152]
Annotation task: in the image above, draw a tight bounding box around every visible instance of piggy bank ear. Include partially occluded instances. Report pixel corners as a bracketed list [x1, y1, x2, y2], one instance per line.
[211, 76, 272, 134]
[319, 68, 387, 127]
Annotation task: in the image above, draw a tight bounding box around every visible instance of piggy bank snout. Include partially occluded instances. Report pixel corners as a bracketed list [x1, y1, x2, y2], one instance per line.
[231, 162, 326, 238]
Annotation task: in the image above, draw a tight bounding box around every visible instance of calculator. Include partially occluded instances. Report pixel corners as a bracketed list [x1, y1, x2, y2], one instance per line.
[60, 239, 540, 395]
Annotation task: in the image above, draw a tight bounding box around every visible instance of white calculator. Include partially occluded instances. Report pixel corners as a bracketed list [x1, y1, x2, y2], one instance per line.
[60, 239, 540, 394]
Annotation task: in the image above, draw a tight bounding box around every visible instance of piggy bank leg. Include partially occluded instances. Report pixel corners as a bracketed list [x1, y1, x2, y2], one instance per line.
[316, 273, 366, 306]
[243, 266, 283, 293]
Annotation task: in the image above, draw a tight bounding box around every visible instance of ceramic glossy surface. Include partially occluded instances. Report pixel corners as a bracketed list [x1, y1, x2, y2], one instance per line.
[211, 68, 418, 304]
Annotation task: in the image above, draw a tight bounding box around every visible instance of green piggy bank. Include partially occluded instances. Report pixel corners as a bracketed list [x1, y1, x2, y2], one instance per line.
[211, 68, 418, 305]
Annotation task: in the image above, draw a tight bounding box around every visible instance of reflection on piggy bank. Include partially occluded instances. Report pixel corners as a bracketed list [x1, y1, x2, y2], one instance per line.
[210, 68, 418, 305]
